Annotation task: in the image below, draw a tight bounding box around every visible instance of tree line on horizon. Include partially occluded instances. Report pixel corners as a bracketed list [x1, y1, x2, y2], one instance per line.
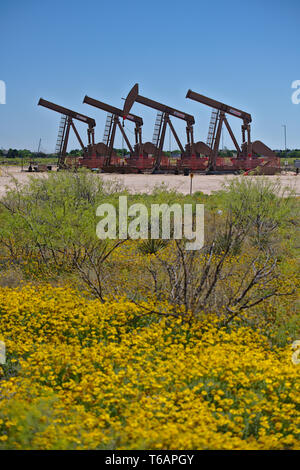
[1, 147, 300, 159]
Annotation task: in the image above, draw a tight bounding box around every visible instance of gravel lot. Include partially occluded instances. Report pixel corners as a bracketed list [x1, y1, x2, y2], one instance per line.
[0, 166, 299, 197]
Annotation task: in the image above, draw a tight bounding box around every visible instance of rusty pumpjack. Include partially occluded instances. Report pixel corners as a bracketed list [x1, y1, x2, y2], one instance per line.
[38, 98, 96, 169]
[81, 95, 145, 171]
[123, 84, 201, 173]
[186, 90, 278, 173]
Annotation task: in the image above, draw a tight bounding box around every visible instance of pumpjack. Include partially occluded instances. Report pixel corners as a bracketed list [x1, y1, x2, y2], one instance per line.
[38, 86, 280, 175]
[82, 95, 148, 172]
[123, 83, 207, 173]
[186, 90, 280, 174]
[38, 98, 97, 169]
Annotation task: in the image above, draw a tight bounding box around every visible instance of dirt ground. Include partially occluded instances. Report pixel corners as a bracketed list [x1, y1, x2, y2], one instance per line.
[0, 166, 299, 197]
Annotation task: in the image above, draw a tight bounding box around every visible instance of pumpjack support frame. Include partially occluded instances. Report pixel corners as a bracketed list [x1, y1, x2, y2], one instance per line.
[186, 90, 254, 171]
[123, 83, 195, 172]
[38, 98, 96, 168]
[83, 95, 144, 167]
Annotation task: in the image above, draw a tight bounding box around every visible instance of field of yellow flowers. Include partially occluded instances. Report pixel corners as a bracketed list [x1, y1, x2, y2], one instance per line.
[0, 284, 299, 450]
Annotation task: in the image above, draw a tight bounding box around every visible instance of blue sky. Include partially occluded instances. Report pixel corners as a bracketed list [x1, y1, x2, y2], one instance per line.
[1, 0, 299, 152]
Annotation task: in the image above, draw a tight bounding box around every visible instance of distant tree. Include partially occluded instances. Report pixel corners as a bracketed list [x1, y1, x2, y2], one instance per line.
[288, 150, 300, 158]
[7, 148, 18, 158]
[114, 148, 128, 157]
[219, 150, 233, 157]
[68, 149, 83, 156]
[33, 151, 47, 159]
[18, 149, 32, 159]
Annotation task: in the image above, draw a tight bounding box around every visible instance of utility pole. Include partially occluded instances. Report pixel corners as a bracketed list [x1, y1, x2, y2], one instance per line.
[282, 125, 287, 153]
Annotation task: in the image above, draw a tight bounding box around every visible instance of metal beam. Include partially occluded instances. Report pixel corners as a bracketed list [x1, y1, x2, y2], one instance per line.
[186, 89, 252, 123]
[223, 116, 241, 153]
[124, 84, 195, 125]
[136, 95, 195, 125]
[83, 95, 143, 126]
[167, 117, 184, 154]
[70, 121, 85, 151]
[116, 119, 134, 154]
[38, 98, 96, 127]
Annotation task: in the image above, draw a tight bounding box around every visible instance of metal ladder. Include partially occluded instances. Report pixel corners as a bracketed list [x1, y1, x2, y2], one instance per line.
[152, 111, 164, 147]
[55, 115, 67, 155]
[103, 113, 113, 146]
[206, 109, 220, 149]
